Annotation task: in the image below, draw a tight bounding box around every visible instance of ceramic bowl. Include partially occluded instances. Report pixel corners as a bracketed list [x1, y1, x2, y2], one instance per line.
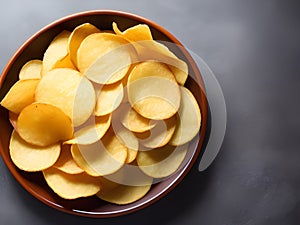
[0, 10, 207, 218]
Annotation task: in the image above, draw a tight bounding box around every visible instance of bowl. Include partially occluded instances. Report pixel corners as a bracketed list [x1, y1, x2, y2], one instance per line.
[0, 10, 208, 218]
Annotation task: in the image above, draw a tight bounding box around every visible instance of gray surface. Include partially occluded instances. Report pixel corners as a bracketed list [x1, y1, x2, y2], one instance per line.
[1, 0, 300, 224]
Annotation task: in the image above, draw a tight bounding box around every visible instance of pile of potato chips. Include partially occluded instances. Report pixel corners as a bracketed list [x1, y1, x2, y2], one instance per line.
[0, 22, 201, 205]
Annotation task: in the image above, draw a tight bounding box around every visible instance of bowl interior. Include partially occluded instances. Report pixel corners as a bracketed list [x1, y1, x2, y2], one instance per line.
[0, 10, 207, 218]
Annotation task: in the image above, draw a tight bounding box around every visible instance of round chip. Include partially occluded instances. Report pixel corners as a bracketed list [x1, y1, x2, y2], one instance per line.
[43, 167, 101, 200]
[169, 86, 201, 146]
[68, 22, 101, 67]
[94, 82, 124, 116]
[65, 114, 111, 145]
[19, 59, 42, 80]
[9, 130, 61, 172]
[96, 177, 152, 205]
[77, 33, 133, 84]
[127, 62, 181, 120]
[71, 129, 127, 176]
[136, 144, 188, 178]
[135, 116, 177, 149]
[113, 122, 139, 163]
[35, 68, 96, 127]
[0, 79, 40, 114]
[42, 30, 70, 76]
[17, 103, 73, 146]
[117, 103, 156, 133]
[53, 144, 84, 174]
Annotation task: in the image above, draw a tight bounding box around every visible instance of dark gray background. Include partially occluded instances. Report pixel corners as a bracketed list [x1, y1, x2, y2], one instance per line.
[1, 0, 300, 224]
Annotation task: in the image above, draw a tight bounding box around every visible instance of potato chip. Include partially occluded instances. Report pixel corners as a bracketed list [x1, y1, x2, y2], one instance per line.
[68, 23, 101, 67]
[53, 54, 76, 70]
[117, 103, 156, 133]
[113, 122, 139, 163]
[0, 79, 39, 114]
[53, 144, 84, 174]
[169, 86, 201, 146]
[19, 59, 42, 80]
[94, 82, 124, 116]
[136, 41, 188, 85]
[112, 22, 153, 42]
[9, 130, 60, 172]
[43, 167, 101, 199]
[35, 68, 96, 127]
[135, 116, 176, 149]
[77, 33, 133, 84]
[42, 30, 70, 76]
[71, 129, 127, 176]
[65, 114, 111, 145]
[127, 62, 181, 120]
[17, 103, 73, 146]
[137, 144, 188, 178]
[96, 177, 152, 205]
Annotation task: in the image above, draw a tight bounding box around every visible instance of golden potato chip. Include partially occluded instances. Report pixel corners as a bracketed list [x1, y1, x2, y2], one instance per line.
[137, 144, 188, 178]
[19, 59, 42, 80]
[169, 86, 201, 146]
[77, 33, 133, 84]
[68, 23, 101, 67]
[96, 177, 152, 205]
[104, 161, 153, 186]
[117, 103, 156, 133]
[53, 54, 76, 70]
[0, 79, 40, 114]
[53, 144, 84, 174]
[65, 114, 111, 145]
[43, 167, 101, 199]
[127, 62, 181, 120]
[94, 82, 124, 116]
[113, 122, 139, 163]
[135, 116, 176, 149]
[9, 130, 61, 172]
[35, 68, 96, 127]
[42, 30, 71, 76]
[71, 129, 127, 176]
[112, 22, 153, 42]
[136, 41, 188, 85]
[17, 103, 73, 146]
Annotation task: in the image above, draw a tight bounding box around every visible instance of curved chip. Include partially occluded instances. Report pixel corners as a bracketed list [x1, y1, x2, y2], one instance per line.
[19, 59, 42, 80]
[113, 122, 139, 163]
[9, 130, 61, 172]
[17, 103, 73, 146]
[169, 86, 201, 146]
[65, 114, 111, 145]
[135, 116, 176, 149]
[94, 82, 124, 116]
[77, 33, 133, 84]
[112, 22, 153, 42]
[96, 177, 152, 205]
[35, 68, 96, 127]
[0, 79, 40, 114]
[137, 144, 188, 178]
[53, 144, 84, 174]
[42, 30, 71, 76]
[68, 22, 101, 67]
[71, 129, 127, 176]
[117, 103, 156, 133]
[127, 62, 181, 120]
[43, 167, 101, 200]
